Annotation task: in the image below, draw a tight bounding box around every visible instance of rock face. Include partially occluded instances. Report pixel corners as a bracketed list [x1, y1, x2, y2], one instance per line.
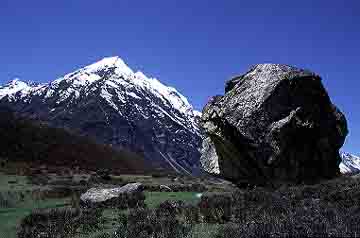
[201, 64, 348, 186]
[0, 57, 202, 174]
[80, 182, 145, 208]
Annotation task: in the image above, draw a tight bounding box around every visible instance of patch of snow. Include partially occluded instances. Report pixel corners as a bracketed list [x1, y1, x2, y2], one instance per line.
[72, 73, 102, 86]
[154, 104, 187, 129]
[340, 152, 360, 174]
[112, 89, 126, 103]
[127, 91, 141, 99]
[84, 56, 133, 76]
[132, 71, 194, 118]
[340, 162, 352, 174]
[57, 87, 79, 103]
[134, 71, 147, 80]
[0, 79, 31, 100]
[45, 89, 55, 98]
[105, 80, 120, 88]
[100, 88, 120, 111]
[193, 110, 202, 117]
[32, 85, 48, 96]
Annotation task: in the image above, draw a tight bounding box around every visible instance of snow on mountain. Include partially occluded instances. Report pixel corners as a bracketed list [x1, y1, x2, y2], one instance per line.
[0, 56, 202, 174]
[50, 56, 198, 130]
[193, 110, 202, 118]
[340, 152, 360, 174]
[0, 79, 43, 101]
[84, 56, 134, 76]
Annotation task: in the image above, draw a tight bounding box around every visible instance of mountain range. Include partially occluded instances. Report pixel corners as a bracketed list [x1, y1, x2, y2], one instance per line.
[0, 56, 202, 174]
[0, 56, 358, 175]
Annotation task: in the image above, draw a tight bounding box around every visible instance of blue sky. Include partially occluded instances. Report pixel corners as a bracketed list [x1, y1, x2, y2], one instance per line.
[0, 0, 359, 154]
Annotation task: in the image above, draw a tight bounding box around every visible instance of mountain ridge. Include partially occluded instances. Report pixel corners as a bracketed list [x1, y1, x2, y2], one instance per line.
[340, 151, 360, 174]
[0, 56, 202, 174]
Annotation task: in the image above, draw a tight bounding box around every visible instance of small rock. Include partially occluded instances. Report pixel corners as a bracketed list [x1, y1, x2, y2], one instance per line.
[159, 185, 172, 192]
[80, 182, 144, 209]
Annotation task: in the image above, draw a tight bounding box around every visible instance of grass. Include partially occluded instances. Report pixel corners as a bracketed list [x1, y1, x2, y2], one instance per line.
[0, 172, 40, 192]
[0, 170, 203, 238]
[111, 174, 175, 187]
[145, 192, 201, 208]
[4, 170, 359, 237]
[0, 172, 70, 238]
[88, 192, 202, 236]
[186, 223, 222, 238]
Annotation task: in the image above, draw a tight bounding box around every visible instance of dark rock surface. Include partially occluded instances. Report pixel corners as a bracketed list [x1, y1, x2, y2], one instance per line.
[200, 64, 348, 186]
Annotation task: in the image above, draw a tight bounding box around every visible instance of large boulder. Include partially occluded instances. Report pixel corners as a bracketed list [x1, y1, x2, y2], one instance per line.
[80, 182, 145, 208]
[200, 64, 348, 186]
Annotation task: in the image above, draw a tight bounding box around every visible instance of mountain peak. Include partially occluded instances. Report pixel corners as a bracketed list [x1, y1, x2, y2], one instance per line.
[83, 56, 133, 76]
[0, 57, 202, 174]
[0, 78, 32, 100]
[8, 78, 27, 85]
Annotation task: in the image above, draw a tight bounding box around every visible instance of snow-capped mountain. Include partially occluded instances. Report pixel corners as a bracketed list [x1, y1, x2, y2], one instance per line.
[340, 152, 360, 174]
[0, 56, 202, 174]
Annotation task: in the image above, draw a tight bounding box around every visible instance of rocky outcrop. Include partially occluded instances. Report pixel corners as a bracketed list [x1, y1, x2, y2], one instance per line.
[201, 64, 348, 186]
[80, 182, 145, 208]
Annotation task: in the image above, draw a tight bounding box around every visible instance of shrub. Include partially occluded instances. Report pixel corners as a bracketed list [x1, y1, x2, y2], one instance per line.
[199, 193, 232, 223]
[17, 207, 81, 238]
[17, 207, 108, 238]
[113, 200, 196, 238]
[77, 208, 106, 234]
[212, 176, 360, 237]
[195, 176, 360, 236]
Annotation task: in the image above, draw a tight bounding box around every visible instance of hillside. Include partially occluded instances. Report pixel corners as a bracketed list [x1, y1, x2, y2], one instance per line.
[0, 107, 150, 174]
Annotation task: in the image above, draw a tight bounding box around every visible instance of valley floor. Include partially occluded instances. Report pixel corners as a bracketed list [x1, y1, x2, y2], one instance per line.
[1, 164, 360, 238]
